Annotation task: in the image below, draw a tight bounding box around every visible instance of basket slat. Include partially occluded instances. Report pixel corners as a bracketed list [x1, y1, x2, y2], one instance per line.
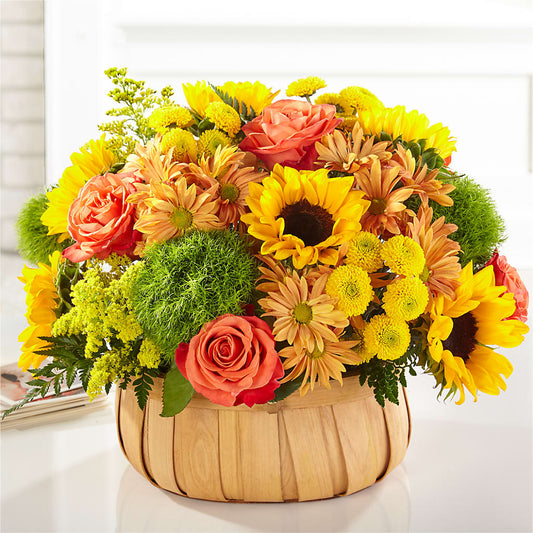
[116, 376, 410, 502]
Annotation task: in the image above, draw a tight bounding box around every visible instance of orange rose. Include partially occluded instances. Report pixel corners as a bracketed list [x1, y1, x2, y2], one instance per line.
[63, 172, 141, 263]
[175, 314, 284, 407]
[486, 251, 529, 322]
[239, 99, 341, 171]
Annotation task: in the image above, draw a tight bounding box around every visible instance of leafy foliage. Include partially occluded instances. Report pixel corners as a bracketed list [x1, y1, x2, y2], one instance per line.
[98, 67, 174, 161]
[1, 335, 91, 420]
[130, 230, 258, 359]
[132, 368, 159, 410]
[15, 192, 71, 265]
[161, 367, 194, 417]
[271, 374, 305, 403]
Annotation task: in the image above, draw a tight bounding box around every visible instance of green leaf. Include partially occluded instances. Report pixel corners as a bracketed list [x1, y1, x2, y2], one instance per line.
[271, 374, 305, 403]
[161, 367, 194, 417]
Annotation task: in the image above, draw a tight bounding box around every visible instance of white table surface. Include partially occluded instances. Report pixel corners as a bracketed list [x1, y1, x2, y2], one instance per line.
[1, 254, 532, 533]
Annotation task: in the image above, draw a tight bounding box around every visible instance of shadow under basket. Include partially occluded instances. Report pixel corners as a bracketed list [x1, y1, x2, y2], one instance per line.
[115, 376, 411, 503]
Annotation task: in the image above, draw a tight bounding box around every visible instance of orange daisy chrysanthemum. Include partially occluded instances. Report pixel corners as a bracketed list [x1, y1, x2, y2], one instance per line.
[259, 269, 348, 353]
[407, 204, 461, 301]
[123, 135, 184, 185]
[315, 122, 392, 174]
[182, 147, 265, 226]
[391, 145, 455, 206]
[279, 336, 362, 395]
[354, 160, 413, 235]
[128, 177, 223, 254]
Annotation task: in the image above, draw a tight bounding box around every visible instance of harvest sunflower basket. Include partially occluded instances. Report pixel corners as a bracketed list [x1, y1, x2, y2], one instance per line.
[7, 72, 529, 504]
[116, 375, 411, 502]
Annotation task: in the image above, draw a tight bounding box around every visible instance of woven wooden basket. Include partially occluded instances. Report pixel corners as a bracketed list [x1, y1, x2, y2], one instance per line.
[115, 375, 411, 502]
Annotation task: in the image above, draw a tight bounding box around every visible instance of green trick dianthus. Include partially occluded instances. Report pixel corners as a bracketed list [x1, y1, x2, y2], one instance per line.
[15, 192, 70, 265]
[428, 176, 506, 268]
[130, 230, 258, 359]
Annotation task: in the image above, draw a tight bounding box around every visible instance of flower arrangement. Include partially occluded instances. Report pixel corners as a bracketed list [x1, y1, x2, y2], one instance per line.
[7, 69, 530, 420]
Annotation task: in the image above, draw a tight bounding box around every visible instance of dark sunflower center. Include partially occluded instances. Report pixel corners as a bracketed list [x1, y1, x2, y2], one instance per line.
[442, 311, 478, 361]
[368, 198, 387, 215]
[280, 200, 334, 247]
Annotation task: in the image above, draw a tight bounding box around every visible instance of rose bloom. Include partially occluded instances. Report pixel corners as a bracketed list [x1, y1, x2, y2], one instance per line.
[63, 172, 141, 263]
[486, 251, 529, 322]
[239, 99, 341, 171]
[175, 314, 284, 407]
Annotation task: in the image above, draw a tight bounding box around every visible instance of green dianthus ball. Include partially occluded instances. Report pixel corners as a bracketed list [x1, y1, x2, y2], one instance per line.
[15, 192, 70, 265]
[428, 176, 506, 268]
[130, 230, 258, 359]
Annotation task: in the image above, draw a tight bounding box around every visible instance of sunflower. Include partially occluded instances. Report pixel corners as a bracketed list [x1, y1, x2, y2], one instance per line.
[18, 251, 63, 371]
[316, 123, 392, 174]
[354, 160, 412, 235]
[427, 263, 529, 404]
[183, 80, 279, 116]
[218, 80, 279, 114]
[406, 204, 461, 301]
[41, 136, 116, 241]
[258, 269, 348, 353]
[128, 177, 223, 253]
[279, 337, 361, 395]
[242, 165, 369, 269]
[122, 135, 183, 184]
[357, 105, 457, 159]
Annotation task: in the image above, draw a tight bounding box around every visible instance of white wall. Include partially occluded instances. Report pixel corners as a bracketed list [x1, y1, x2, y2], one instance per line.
[44, 0, 533, 270]
[0, 0, 46, 253]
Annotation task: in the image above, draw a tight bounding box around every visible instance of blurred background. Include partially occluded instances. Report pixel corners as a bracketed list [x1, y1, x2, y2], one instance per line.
[1, 0, 532, 423]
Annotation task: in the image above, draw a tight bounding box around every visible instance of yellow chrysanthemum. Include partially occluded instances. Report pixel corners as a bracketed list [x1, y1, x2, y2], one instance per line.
[148, 105, 194, 133]
[326, 265, 373, 317]
[279, 338, 362, 395]
[383, 276, 429, 321]
[314, 92, 345, 112]
[41, 137, 116, 241]
[337, 114, 358, 131]
[358, 105, 457, 159]
[242, 165, 370, 269]
[381, 235, 425, 277]
[160, 128, 197, 162]
[218, 81, 279, 114]
[364, 314, 411, 361]
[349, 316, 374, 363]
[18, 251, 63, 371]
[339, 86, 384, 114]
[286, 76, 326, 98]
[205, 102, 241, 137]
[197, 129, 232, 157]
[427, 263, 529, 404]
[346, 231, 383, 273]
